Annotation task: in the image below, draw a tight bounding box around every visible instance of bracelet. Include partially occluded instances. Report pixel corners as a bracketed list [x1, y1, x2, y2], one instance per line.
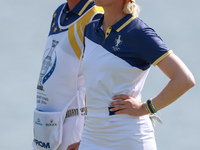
[145, 98, 157, 115]
[145, 99, 162, 126]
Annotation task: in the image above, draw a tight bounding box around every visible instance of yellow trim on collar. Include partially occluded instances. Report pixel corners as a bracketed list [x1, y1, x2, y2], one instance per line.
[152, 50, 173, 66]
[78, 0, 92, 16]
[105, 27, 112, 39]
[116, 16, 136, 32]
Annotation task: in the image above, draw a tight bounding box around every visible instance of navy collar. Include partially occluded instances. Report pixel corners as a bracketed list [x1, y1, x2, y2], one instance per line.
[96, 14, 136, 32]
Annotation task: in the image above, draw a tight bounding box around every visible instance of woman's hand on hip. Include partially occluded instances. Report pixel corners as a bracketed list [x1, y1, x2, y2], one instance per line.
[110, 94, 148, 117]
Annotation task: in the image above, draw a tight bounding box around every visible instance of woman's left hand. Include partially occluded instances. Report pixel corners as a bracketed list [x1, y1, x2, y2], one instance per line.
[109, 94, 147, 117]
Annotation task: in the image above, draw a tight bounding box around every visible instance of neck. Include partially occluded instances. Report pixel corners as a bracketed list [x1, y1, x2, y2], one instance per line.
[67, 0, 81, 10]
[102, 1, 126, 33]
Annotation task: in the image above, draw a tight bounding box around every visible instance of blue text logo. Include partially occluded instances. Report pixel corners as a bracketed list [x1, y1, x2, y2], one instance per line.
[34, 139, 50, 149]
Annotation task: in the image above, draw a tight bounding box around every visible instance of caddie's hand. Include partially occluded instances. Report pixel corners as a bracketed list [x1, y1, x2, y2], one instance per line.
[109, 94, 147, 117]
[67, 141, 80, 150]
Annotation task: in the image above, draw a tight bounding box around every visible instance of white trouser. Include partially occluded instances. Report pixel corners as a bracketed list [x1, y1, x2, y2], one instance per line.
[79, 111, 157, 150]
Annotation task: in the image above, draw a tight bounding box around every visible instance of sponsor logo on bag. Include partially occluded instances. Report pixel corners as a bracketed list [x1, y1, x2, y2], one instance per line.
[34, 139, 50, 149]
[35, 118, 43, 126]
[46, 119, 57, 126]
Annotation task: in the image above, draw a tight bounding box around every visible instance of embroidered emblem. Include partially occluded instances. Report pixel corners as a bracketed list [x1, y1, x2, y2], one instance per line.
[112, 35, 123, 51]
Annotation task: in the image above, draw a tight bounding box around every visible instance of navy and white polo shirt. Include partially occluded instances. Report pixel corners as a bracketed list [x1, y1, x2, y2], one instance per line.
[82, 14, 173, 113]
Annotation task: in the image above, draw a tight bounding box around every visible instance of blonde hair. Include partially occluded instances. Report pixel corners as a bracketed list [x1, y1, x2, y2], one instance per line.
[123, 0, 140, 17]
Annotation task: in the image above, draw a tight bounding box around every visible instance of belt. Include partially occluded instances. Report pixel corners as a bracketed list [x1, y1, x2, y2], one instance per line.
[86, 107, 118, 116]
[65, 107, 85, 118]
[108, 107, 117, 116]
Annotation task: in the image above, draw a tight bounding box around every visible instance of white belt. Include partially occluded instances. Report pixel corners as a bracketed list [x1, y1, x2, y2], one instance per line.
[86, 107, 117, 116]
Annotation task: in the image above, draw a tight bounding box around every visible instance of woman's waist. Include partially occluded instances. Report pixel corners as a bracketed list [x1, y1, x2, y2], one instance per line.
[86, 106, 141, 119]
[86, 94, 141, 117]
[84, 110, 152, 134]
[86, 106, 111, 117]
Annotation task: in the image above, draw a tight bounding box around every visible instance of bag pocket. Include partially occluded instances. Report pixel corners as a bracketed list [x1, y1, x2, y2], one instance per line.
[32, 109, 64, 150]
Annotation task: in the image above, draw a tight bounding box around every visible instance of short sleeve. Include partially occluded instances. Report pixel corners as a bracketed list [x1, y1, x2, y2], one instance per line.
[137, 27, 173, 66]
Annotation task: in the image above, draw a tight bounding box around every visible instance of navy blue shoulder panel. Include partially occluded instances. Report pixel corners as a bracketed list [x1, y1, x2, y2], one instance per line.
[48, 1, 98, 36]
[84, 19, 104, 45]
[134, 18, 170, 65]
[84, 18, 169, 70]
[48, 3, 66, 36]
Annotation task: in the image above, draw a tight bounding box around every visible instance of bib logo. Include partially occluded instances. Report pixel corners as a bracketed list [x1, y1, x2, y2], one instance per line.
[37, 40, 59, 91]
[35, 118, 43, 126]
[46, 119, 57, 126]
[112, 35, 123, 51]
[34, 139, 50, 149]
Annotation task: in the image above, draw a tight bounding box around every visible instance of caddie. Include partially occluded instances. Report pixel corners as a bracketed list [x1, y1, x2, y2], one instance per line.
[32, 0, 103, 150]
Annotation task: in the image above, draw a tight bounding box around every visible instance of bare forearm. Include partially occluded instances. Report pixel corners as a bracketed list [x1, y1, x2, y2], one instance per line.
[152, 75, 195, 111]
[110, 54, 195, 117]
[152, 54, 195, 111]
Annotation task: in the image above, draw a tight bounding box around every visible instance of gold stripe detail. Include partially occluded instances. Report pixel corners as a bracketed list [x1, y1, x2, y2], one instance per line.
[105, 27, 112, 39]
[116, 16, 136, 32]
[78, 0, 92, 16]
[68, 24, 82, 59]
[78, 7, 101, 44]
[80, 7, 100, 32]
[95, 6, 104, 13]
[152, 50, 173, 66]
[67, 5, 103, 59]
[76, 19, 84, 45]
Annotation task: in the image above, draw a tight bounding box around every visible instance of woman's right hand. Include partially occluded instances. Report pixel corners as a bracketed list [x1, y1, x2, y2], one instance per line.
[110, 94, 148, 117]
